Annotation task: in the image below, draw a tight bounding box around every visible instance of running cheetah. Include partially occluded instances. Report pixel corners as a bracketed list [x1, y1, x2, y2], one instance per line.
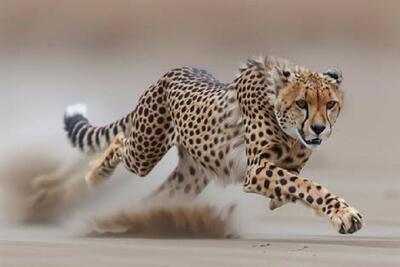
[64, 56, 363, 234]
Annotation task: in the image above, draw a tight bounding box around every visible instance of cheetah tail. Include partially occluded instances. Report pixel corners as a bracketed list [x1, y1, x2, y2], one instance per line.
[64, 103, 133, 154]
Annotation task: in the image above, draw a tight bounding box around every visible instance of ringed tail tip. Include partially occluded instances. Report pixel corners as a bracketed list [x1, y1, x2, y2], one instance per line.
[65, 103, 88, 118]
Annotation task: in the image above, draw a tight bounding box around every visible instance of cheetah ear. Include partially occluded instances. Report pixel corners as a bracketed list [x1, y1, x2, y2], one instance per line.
[265, 56, 293, 92]
[323, 68, 342, 85]
[271, 67, 292, 92]
[277, 67, 292, 83]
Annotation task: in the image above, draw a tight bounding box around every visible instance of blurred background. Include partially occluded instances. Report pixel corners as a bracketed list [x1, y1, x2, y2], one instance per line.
[0, 0, 399, 235]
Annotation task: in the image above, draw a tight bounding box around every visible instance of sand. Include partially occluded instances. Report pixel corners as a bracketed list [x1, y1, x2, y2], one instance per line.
[1, 226, 399, 267]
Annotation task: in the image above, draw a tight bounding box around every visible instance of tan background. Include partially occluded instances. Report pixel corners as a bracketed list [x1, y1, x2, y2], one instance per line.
[0, 1, 399, 266]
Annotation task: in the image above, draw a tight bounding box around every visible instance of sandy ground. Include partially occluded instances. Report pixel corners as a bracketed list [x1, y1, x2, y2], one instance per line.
[0, 230, 399, 267]
[1, 223, 400, 267]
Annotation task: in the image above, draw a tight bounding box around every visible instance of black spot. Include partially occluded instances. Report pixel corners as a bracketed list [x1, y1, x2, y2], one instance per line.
[326, 198, 335, 204]
[260, 153, 270, 160]
[177, 172, 184, 183]
[223, 167, 230, 176]
[266, 170, 273, 177]
[288, 186, 296, 193]
[299, 193, 304, 198]
[274, 187, 282, 198]
[184, 184, 191, 194]
[255, 167, 264, 175]
[144, 108, 149, 116]
[271, 144, 283, 158]
[264, 179, 270, 189]
[251, 177, 257, 184]
[283, 156, 293, 164]
[260, 140, 268, 146]
[156, 117, 164, 124]
[155, 128, 163, 135]
[316, 197, 323, 205]
[279, 179, 287, 186]
[189, 166, 196, 176]
[277, 170, 284, 176]
[306, 196, 314, 204]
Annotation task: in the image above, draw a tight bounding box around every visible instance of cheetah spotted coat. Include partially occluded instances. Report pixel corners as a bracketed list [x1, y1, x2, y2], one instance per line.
[64, 56, 363, 234]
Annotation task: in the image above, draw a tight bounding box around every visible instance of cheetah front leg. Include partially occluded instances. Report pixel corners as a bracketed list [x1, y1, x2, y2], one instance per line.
[244, 162, 364, 234]
[267, 168, 299, 210]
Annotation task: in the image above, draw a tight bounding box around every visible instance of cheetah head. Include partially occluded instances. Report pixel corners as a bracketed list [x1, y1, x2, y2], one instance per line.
[270, 60, 344, 149]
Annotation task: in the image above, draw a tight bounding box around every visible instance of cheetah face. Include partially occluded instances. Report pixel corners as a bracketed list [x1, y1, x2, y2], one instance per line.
[273, 68, 343, 149]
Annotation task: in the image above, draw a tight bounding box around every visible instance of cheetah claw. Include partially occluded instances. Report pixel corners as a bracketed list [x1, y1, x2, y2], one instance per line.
[329, 206, 364, 234]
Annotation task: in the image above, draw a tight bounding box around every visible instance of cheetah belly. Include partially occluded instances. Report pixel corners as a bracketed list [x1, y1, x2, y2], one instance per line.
[193, 133, 247, 187]
[223, 138, 247, 185]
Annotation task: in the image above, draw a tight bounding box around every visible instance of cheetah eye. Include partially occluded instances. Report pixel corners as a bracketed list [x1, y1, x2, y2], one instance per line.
[295, 100, 307, 109]
[326, 101, 337, 110]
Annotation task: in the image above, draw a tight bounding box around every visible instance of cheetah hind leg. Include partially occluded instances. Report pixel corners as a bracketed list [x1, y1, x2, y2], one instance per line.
[85, 133, 125, 189]
[144, 147, 211, 203]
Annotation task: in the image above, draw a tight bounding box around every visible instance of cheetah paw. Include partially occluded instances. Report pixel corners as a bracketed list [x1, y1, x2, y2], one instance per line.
[329, 206, 363, 234]
[85, 164, 108, 190]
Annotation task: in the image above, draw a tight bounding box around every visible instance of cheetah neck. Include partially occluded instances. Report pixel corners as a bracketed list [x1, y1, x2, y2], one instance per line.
[232, 57, 309, 167]
[234, 57, 278, 119]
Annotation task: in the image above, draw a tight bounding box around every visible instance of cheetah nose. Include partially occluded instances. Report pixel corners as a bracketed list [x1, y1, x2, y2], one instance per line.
[311, 124, 326, 135]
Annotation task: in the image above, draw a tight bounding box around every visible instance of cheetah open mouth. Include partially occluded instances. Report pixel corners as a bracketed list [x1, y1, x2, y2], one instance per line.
[304, 138, 322, 146]
[298, 130, 322, 147]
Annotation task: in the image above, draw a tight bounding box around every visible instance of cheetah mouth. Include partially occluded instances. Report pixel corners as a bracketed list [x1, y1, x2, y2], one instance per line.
[298, 130, 322, 147]
[304, 138, 322, 146]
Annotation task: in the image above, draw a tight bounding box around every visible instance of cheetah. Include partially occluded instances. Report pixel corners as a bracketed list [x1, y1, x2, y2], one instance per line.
[64, 56, 363, 234]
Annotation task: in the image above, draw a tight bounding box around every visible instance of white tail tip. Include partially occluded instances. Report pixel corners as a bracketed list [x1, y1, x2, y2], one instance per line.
[66, 103, 87, 117]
